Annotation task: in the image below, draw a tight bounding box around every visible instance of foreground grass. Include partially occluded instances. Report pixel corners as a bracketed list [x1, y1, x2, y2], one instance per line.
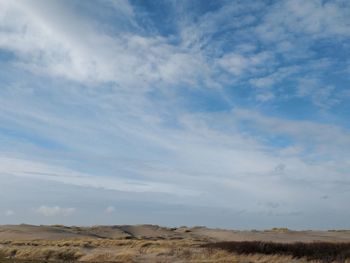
[203, 241, 350, 262]
[1, 239, 350, 262]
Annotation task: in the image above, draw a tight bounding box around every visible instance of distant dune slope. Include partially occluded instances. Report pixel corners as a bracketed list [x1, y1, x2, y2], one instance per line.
[0, 225, 349, 243]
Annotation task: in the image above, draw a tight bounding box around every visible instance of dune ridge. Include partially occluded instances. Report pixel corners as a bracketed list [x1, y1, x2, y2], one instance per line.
[0, 225, 349, 262]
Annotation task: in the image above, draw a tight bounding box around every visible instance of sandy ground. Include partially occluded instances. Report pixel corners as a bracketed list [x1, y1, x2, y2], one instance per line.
[0, 224, 349, 242]
[0, 225, 349, 262]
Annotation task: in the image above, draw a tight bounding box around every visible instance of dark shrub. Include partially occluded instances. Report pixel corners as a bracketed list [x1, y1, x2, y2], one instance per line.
[202, 241, 350, 261]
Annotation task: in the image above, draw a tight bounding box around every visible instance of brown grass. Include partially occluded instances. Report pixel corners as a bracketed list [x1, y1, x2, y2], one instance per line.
[1, 238, 350, 262]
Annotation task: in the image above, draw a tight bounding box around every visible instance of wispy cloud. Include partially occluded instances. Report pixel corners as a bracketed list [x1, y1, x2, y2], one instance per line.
[0, 1, 207, 89]
[36, 206, 75, 217]
[0, 0, 349, 228]
[105, 206, 115, 214]
[256, 0, 350, 41]
[0, 157, 199, 196]
[5, 210, 14, 216]
[218, 51, 274, 76]
[297, 78, 339, 109]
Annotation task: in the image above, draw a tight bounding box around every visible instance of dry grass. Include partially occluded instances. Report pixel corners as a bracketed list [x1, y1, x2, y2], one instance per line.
[0, 246, 83, 261]
[1, 238, 350, 262]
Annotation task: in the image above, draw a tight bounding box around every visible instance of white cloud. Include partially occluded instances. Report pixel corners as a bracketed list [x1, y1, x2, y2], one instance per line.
[36, 206, 75, 217]
[250, 77, 275, 89]
[297, 78, 319, 97]
[0, 157, 199, 196]
[297, 77, 339, 109]
[250, 66, 300, 88]
[233, 108, 350, 158]
[178, 1, 261, 50]
[218, 52, 274, 76]
[105, 206, 115, 214]
[0, 1, 207, 89]
[5, 210, 14, 216]
[256, 92, 275, 102]
[1, 102, 349, 213]
[0, 0, 349, 227]
[218, 54, 248, 75]
[256, 0, 350, 43]
[104, 0, 136, 20]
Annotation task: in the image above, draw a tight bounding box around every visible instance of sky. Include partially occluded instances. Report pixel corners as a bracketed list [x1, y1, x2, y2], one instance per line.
[0, 0, 350, 230]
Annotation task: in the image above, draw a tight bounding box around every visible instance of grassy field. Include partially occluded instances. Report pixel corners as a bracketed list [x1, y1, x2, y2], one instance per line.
[1, 238, 350, 262]
[0, 225, 349, 262]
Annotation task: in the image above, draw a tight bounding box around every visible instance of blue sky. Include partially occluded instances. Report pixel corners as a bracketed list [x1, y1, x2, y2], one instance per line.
[0, 0, 350, 229]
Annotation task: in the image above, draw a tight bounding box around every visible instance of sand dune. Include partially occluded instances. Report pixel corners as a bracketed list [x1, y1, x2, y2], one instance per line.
[0, 225, 349, 262]
[0, 224, 349, 242]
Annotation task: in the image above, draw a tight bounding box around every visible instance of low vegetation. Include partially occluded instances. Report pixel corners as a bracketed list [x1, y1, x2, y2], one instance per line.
[203, 241, 350, 262]
[1, 238, 350, 262]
